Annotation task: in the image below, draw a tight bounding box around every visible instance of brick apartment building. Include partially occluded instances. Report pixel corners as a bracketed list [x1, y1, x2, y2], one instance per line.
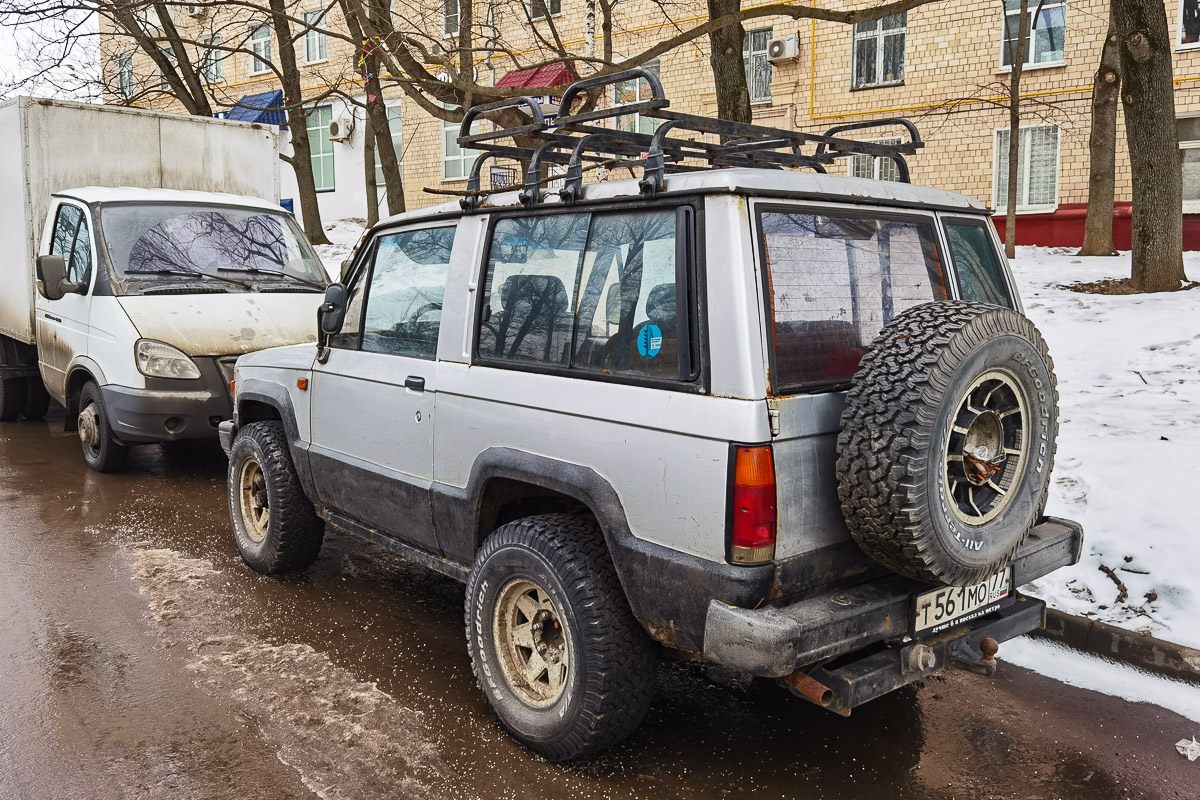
[106, 0, 1200, 248]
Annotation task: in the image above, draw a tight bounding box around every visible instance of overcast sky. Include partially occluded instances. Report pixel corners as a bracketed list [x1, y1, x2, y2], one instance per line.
[0, 12, 99, 101]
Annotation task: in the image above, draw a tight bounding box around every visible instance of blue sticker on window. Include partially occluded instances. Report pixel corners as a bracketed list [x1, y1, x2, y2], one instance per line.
[637, 324, 663, 359]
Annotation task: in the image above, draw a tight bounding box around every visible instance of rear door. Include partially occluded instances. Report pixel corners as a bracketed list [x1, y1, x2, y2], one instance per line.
[752, 203, 950, 562]
[308, 223, 457, 553]
[34, 199, 96, 399]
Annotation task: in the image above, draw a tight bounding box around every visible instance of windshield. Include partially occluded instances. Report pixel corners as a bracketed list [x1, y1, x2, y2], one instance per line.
[99, 203, 327, 288]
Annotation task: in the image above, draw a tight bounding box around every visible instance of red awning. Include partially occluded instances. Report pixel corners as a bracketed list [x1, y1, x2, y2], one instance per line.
[495, 62, 574, 90]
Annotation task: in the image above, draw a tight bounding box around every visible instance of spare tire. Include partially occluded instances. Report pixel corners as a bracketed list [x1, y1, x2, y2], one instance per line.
[836, 301, 1058, 586]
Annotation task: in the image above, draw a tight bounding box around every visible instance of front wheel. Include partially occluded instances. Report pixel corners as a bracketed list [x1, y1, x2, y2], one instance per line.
[465, 514, 656, 762]
[78, 381, 128, 472]
[227, 421, 323, 573]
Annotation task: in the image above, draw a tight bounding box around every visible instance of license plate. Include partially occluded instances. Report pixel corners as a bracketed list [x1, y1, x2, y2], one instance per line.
[911, 569, 1012, 636]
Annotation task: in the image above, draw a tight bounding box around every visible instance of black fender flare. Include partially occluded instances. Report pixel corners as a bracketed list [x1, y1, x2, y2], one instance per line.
[234, 379, 317, 500]
[447, 447, 774, 653]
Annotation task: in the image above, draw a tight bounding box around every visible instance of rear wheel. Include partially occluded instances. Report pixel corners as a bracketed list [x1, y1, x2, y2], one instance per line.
[78, 381, 128, 472]
[227, 421, 324, 573]
[465, 513, 656, 762]
[0, 377, 26, 422]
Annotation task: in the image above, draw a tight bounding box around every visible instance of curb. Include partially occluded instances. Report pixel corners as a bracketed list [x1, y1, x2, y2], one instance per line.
[1034, 607, 1200, 686]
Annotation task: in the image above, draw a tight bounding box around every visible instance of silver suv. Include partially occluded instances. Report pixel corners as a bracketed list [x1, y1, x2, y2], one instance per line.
[220, 70, 1082, 761]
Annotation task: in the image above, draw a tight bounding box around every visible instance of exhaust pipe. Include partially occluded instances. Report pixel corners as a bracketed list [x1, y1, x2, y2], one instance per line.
[783, 670, 834, 708]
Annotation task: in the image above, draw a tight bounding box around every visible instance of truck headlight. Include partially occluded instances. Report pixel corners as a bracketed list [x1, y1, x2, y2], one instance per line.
[135, 339, 201, 380]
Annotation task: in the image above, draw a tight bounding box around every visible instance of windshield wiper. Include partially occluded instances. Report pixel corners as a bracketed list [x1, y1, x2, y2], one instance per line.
[217, 266, 326, 291]
[128, 269, 251, 290]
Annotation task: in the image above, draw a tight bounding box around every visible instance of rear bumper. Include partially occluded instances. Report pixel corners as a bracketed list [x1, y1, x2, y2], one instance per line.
[701, 516, 1083, 678]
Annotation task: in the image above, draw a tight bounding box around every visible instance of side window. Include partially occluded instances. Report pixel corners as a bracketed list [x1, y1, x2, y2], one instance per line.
[758, 208, 947, 390]
[50, 204, 93, 288]
[478, 209, 687, 381]
[330, 248, 371, 350]
[944, 220, 1013, 307]
[361, 227, 456, 359]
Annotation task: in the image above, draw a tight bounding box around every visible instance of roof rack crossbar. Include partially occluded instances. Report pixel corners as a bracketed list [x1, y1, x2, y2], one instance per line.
[452, 67, 928, 208]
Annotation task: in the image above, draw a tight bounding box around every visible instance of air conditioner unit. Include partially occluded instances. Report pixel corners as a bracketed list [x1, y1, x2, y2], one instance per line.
[767, 36, 799, 63]
[188, 4, 206, 17]
[328, 116, 354, 142]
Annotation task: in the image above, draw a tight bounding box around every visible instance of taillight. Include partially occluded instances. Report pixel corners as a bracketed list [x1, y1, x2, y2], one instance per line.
[729, 445, 777, 564]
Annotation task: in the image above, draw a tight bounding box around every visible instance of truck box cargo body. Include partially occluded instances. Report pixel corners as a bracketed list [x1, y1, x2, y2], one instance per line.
[0, 96, 280, 344]
[0, 97, 327, 472]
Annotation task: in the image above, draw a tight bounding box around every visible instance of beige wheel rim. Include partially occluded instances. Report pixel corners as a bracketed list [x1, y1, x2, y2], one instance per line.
[943, 369, 1031, 526]
[239, 458, 270, 543]
[492, 578, 569, 708]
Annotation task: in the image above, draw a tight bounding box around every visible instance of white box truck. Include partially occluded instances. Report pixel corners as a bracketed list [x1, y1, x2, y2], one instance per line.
[0, 97, 329, 471]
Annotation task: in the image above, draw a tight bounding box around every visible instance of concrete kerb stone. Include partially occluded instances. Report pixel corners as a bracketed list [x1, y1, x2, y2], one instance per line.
[1033, 607, 1200, 686]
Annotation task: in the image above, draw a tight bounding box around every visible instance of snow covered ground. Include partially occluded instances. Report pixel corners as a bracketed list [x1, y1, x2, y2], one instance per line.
[1013, 247, 1200, 651]
[313, 221, 1200, 651]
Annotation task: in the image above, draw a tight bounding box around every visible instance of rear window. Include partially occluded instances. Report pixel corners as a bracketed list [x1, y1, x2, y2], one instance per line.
[758, 208, 947, 391]
[944, 219, 1014, 307]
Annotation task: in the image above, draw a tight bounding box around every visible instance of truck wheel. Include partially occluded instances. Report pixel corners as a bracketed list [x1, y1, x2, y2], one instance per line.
[78, 381, 129, 472]
[23, 378, 50, 421]
[0, 378, 26, 422]
[465, 514, 656, 762]
[836, 301, 1059, 586]
[227, 421, 323, 573]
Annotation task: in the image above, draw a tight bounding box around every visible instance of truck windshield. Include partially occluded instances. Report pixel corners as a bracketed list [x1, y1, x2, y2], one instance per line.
[758, 208, 948, 392]
[100, 203, 327, 288]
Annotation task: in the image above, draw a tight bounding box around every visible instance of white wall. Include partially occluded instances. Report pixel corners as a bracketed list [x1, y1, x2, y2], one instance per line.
[279, 93, 386, 228]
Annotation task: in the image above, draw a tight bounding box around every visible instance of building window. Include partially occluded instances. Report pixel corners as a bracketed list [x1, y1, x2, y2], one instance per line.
[852, 13, 906, 88]
[743, 29, 772, 104]
[1179, 0, 1200, 48]
[117, 55, 134, 98]
[374, 104, 404, 194]
[304, 11, 327, 63]
[1001, 0, 1066, 68]
[530, 0, 561, 19]
[159, 46, 176, 90]
[1178, 117, 1200, 212]
[202, 36, 223, 83]
[307, 106, 335, 191]
[613, 60, 661, 136]
[849, 138, 902, 181]
[250, 25, 272, 75]
[443, 0, 459, 36]
[442, 115, 477, 180]
[993, 125, 1060, 212]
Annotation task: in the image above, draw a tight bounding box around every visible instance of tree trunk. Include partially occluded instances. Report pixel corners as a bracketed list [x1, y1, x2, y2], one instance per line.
[1112, 0, 1187, 291]
[269, 0, 330, 245]
[1079, 23, 1122, 256]
[707, 0, 751, 124]
[363, 111, 378, 227]
[343, 0, 405, 216]
[1004, 0, 1029, 259]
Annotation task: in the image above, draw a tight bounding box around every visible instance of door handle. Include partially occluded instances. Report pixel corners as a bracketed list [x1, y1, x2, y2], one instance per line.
[404, 376, 425, 392]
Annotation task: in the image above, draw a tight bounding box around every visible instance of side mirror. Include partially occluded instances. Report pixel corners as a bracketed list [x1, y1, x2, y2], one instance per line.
[36, 255, 81, 301]
[319, 283, 348, 336]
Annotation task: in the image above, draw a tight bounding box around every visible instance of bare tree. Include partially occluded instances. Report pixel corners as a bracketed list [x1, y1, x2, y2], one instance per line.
[1079, 22, 1122, 257]
[1001, 0, 1037, 259]
[1112, 0, 1187, 291]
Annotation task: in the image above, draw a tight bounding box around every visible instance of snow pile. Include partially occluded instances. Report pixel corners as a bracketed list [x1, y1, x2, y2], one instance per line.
[313, 218, 369, 279]
[1012, 247, 1200, 650]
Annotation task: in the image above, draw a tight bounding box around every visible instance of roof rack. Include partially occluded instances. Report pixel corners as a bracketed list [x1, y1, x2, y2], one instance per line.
[456, 67, 923, 210]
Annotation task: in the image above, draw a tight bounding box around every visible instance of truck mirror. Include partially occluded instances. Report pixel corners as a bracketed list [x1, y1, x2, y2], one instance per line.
[36, 254, 69, 301]
[319, 283, 348, 336]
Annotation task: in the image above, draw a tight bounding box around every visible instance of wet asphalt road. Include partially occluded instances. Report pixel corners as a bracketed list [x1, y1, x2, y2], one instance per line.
[0, 411, 1196, 800]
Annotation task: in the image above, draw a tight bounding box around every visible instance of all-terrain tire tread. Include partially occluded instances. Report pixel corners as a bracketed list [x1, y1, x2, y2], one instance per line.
[835, 301, 1059, 585]
[232, 421, 324, 573]
[466, 513, 656, 762]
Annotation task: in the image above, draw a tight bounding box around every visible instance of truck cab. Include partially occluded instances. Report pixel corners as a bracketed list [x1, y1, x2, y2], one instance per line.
[26, 188, 327, 471]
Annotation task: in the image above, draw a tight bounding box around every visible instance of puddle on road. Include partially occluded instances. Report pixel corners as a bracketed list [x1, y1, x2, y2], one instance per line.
[3, 414, 1197, 800]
